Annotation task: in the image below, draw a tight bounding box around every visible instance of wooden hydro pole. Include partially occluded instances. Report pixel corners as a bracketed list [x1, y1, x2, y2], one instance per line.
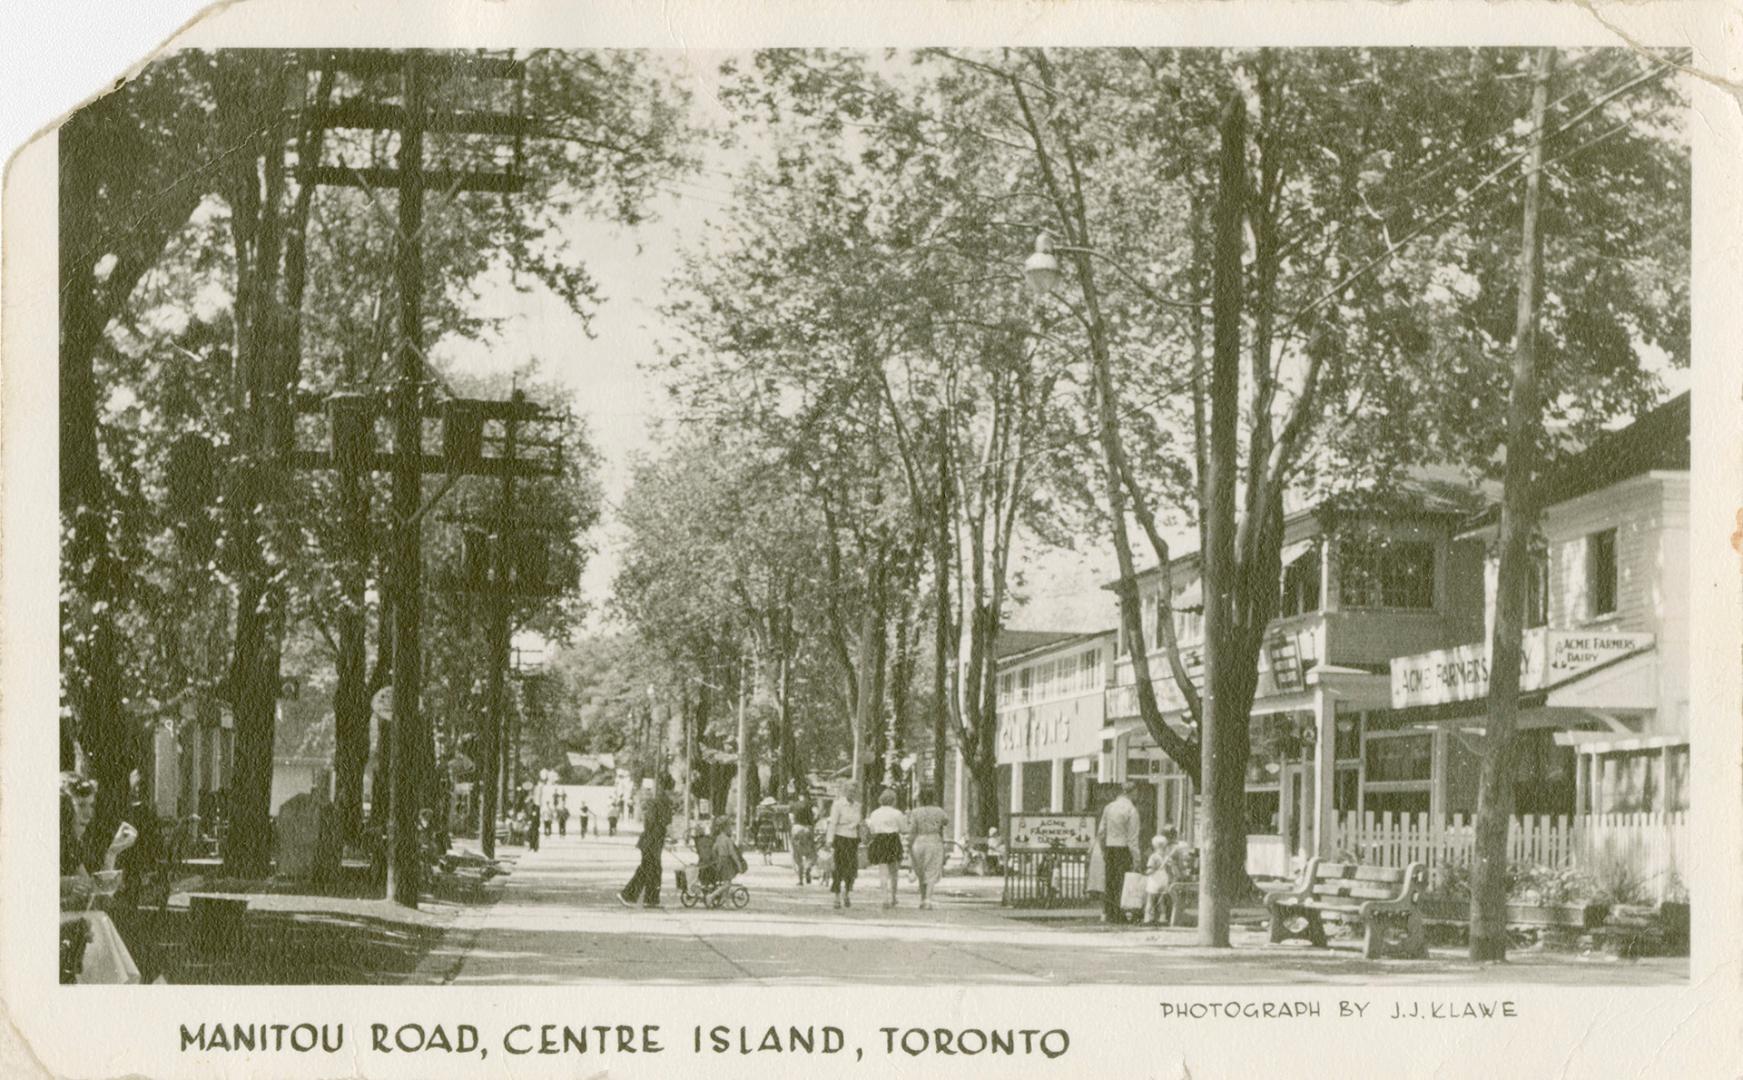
[291, 49, 559, 907]
[441, 390, 570, 859]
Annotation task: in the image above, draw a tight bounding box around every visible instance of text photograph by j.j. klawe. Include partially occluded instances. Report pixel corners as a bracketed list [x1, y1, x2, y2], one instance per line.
[3, 1, 1742, 1078]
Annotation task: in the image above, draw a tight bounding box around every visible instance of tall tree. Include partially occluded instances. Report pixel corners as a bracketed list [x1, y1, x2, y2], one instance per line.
[61, 46, 694, 872]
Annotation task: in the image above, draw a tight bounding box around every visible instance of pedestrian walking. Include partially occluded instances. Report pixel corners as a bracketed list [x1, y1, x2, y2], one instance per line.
[526, 799, 542, 852]
[543, 801, 554, 837]
[608, 799, 620, 837]
[556, 801, 571, 837]
[618, 776, 674, 909]
[579, 804, 592, 837]
[754, 798, 778, 865]
[823, 785, 864, 910]
[864, 788, 907, 909]
[1095, 779, 1142, 923]
[906, 788, 950, 910]
[789, 796, 817, 885]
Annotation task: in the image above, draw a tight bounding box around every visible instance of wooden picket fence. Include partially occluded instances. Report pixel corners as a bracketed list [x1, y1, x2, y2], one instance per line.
[1326, 811, 1689, 901]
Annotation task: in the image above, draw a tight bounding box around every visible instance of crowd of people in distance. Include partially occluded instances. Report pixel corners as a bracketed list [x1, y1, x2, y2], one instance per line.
[536, 774, 1194, 927]
[507, 790, 625, 847]
[609, 778, 956, 913]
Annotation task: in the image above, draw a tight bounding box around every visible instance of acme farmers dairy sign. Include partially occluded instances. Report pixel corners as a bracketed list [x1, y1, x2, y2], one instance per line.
[1391, 628, 1652, 709]
[1009, 813, 1095, 852]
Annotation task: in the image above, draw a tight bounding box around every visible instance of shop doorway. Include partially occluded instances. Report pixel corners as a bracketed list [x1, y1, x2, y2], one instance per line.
[1281, 761, 1315, 862]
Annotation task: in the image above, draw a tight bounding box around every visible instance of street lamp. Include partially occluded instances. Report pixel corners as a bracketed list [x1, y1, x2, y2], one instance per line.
[1023, 230, 1064, 298]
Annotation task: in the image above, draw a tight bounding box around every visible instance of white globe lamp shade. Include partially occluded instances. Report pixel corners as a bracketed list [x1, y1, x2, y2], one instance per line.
[1023, 231, 1063, 297]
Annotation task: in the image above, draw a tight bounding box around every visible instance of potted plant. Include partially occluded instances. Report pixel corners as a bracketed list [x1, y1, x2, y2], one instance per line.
[1417, 862, 1607, 928]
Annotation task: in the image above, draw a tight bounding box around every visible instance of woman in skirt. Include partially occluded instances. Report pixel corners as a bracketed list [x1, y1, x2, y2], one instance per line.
[864, 788, 909, 909]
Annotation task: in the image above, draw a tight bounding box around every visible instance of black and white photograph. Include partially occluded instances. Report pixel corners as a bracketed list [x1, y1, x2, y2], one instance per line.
[5, 2, 1742, 1078]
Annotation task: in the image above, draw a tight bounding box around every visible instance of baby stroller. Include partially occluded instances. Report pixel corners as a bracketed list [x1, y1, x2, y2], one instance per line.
[674, 858, 750, 909]
[675, 828, 751, 909]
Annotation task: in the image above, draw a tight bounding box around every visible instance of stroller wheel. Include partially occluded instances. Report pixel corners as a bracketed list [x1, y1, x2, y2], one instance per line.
[680, 890, 699, 908]
[730, 885, 750, 909]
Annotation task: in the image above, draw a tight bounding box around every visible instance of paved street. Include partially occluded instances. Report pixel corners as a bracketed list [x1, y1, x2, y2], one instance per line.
[412, 830, 1687, 986]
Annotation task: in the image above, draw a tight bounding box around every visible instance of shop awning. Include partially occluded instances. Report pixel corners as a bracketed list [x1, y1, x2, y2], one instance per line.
[1279, 537, 1316, 567]
[1553, 731, 1687, 753]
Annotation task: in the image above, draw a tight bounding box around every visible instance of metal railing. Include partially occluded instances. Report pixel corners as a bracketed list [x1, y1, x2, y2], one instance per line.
[1002, 847, 1093, 908]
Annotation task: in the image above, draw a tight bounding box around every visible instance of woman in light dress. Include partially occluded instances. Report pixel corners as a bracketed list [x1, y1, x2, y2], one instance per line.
[906, 788, 951, 910]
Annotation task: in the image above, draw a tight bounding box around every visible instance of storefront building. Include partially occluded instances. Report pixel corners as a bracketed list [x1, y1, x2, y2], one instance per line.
[990, 395, 1689, 888]
[990, 631, 1115, 826]
[1098, 484, 1488, 876]
[1383, 394, 1690, 829]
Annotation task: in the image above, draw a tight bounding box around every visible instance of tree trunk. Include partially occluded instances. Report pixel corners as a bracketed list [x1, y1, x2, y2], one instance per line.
[1471, 46, 1555, 962]
[850, 563, 887, 789]
[1198, 92, 1248, 948]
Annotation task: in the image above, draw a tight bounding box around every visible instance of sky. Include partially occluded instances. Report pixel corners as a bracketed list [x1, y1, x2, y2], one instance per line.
[432, 49, 1127, 638]
[434, 51, 749, 633]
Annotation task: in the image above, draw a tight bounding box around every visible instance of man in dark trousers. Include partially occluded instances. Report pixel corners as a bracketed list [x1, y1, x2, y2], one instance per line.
[1096, 779, 1143, 924]
[618, 775, 674, 909]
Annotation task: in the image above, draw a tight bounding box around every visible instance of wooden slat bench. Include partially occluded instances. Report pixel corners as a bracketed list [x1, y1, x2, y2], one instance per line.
[1265, 859, 1427, 959]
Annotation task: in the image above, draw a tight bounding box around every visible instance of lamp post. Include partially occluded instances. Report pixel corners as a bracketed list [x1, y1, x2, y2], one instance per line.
[1023, 231, 1064, 297]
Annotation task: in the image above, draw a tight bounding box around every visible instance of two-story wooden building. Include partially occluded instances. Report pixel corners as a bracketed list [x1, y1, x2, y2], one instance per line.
[988, 394, 1690, 889]
[990, 630, 1117, 821]
[1383, 393, 1690, 827]
[1097, 481, 1489, 875]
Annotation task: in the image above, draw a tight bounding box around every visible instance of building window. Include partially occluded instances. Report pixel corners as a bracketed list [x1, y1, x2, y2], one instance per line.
[1666, 746, 1689, 812]
[1364, 732, 1432, 784]
[1513, 731, 1574, 816]
[1333, 710, 1362, 762]
[1341, 539, 1436, 610]
[1587, 528, 1618, 618]
[1526, 548, 1549, 629]
[1279, 544, 1322, 617]
[1333, 767, 1360, 812]
[1017, 667, 1032, 704]
[998, 672, 1014, 708]
[1175, 608, 1203, 647]
[1078, 650, 1099, 692]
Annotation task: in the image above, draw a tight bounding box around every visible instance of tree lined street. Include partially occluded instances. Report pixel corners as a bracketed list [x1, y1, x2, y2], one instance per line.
[55, 44, 1691, 982]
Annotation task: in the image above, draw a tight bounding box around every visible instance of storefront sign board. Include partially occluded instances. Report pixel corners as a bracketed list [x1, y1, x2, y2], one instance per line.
[1009, 813, 1096, 852]
[1390, 628, 1653, 709]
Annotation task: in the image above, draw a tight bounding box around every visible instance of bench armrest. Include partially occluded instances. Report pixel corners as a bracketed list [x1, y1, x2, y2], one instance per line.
[1356, 862, 1425, 918]
[1264, 858, 1320, 909]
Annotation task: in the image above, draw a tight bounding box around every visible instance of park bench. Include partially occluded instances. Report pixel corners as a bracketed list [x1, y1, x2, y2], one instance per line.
[1265, 859, 1427, 960]
[1162, 878, 1197, 927]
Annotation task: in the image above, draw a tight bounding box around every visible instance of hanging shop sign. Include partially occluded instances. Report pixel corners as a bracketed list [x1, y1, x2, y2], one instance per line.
[1390, 628, 1653, 709]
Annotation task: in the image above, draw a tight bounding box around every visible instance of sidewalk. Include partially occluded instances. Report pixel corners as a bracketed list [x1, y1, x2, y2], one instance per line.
[409, 830, 1689, 986]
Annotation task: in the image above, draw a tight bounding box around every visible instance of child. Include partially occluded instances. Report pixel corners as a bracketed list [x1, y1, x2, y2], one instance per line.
[1144, 829, 1189, 926]
[701, 820, 748, 903]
